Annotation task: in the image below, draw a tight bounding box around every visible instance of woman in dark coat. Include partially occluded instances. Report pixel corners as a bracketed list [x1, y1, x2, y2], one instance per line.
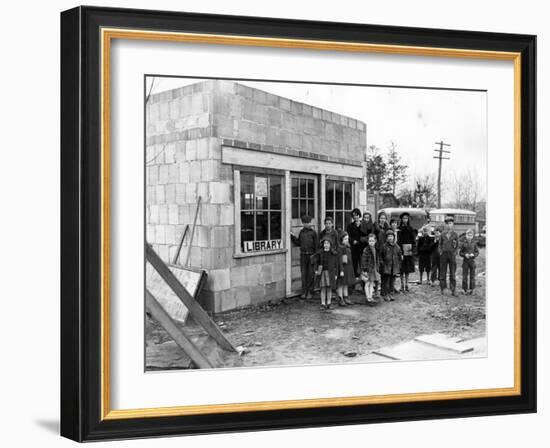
[398, 212, 416, 292]
[347, 208, 368, 279]
[375, 211, 390, 251]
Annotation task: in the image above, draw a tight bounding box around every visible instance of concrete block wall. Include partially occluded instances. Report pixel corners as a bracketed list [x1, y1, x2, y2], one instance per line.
[210, 80, 366, 163]
[146, 79, 367, 313]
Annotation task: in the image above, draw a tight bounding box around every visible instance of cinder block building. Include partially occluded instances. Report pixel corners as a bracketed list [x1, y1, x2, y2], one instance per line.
[146, 80, 368, 312]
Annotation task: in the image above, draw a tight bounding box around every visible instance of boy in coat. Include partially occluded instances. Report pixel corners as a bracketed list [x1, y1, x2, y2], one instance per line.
[459, 228, 479, 294]
[290, 215, 318, 299]
[439, 215, 459, 296]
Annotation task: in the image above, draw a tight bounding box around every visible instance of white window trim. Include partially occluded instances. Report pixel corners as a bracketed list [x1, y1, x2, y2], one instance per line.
[233, 168, 287, 259]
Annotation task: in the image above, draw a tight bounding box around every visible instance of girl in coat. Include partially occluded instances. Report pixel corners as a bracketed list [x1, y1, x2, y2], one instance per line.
[336, 232, 356, 306]
[398, 212, 416, 292]
[360, 234, 380, 306]
[312, 237, 343, 311]
[380, 229, 403, 302]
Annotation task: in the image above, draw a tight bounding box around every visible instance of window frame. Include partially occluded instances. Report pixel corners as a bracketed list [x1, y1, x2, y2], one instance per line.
[234, 168, 287, 258]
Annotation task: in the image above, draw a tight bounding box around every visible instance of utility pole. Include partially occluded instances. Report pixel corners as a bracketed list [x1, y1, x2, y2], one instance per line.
[433, 141, 451, 208]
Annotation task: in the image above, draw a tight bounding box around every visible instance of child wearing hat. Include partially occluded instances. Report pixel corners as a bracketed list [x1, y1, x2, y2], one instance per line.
[312, 237, 343, 311]
[439, 214, 459, 296]
[336, 232, 356, 306]
[459, 228, 479, 294]
[360, 233, 380, 305]
[380, 229, 402, 302]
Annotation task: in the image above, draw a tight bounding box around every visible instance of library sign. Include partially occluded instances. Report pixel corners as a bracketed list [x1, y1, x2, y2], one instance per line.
[243, 239, 283, 253]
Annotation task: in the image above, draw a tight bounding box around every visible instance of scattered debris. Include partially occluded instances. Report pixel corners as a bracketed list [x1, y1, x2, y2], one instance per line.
[236, 346, 247, 356]
[253, 342, 263, 346]
[342, 351, 358, 357]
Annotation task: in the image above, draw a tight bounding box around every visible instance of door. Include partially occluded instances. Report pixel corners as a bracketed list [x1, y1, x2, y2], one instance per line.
[289, 174, 318, 295]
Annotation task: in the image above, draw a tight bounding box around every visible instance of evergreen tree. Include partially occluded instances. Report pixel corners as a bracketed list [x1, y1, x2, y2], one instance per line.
[383, 141, 408, 196]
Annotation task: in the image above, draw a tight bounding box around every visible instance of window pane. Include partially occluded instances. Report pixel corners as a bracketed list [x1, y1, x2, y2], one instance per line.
[344, 183, 352, 209]
[335, 212, 343, 232]
[299, 178, 307, 198]
[292, 178, 298, 198]
[256, 212, 268, 241]
[255, 176, 268, 210]
[241, 211, 254, 242]
[292, 198, 299, 219]
[270, 212, 281, 239]
[307, 200, 315, 219]
[335, 182, 343, 209]
[300, 199, 307, 219]
[307, 179, 315, 199]
[241, 174, 254, 210]
[326, 181, 334, 211]
[269, 176, 282, 210]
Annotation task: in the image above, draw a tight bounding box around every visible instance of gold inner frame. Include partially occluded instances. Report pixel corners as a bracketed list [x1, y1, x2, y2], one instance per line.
[100, 27, 522, 421]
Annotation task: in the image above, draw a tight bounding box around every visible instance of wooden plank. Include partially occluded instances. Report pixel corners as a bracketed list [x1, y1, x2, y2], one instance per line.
[222, 146, 363, 178]
[146, 243, 236, 352]
[414, 333, 475, 354]
[185, 196, 202, 267]
[145, 289, 212, 369]
[172, 224, 189, 265]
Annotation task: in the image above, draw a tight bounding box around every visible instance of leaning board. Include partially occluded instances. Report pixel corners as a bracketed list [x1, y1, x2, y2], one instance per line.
[146, 262, 207, 324]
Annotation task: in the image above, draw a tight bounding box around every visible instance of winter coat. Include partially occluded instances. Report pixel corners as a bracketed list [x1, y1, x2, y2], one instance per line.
[338, 246, 356, 286]
[375, 222, 390, 250]
[440, 230, 459, 254]
[398, 224, 416, 249]
[459, 239, 479, 259]
[359, 220, 378, 244]
[380, 242, 402, 275]
[312, 248, 343, 290]
[417, 235, 436, 254]
[361, 244, 379, 272]
[347, 221, 368, 249]
[290, 227, 318, 254]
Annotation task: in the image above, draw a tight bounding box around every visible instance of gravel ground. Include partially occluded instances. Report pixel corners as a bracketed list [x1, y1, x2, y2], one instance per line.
[146, 249, 486, 370]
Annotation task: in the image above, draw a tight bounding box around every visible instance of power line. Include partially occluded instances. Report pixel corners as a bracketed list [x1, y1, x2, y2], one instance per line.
[433, 141, 451, 208]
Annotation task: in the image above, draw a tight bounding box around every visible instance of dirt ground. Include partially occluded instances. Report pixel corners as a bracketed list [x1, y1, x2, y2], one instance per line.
[146, 249, 486, 370]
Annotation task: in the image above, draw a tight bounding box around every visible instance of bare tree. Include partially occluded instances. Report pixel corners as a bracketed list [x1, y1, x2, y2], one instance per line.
[446, 168, 483, 211]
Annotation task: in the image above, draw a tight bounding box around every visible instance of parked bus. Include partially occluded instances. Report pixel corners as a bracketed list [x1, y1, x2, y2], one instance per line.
[377, 207, 429, 233]
[429, 208, 478, 235]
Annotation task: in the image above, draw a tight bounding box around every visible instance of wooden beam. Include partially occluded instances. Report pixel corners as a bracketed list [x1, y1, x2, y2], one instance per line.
[172, 224, 189, 265]
[222, 146, 363, 178]
[146, 243, 236, 352]
[145, 289, 212, 369]
[184, 196, 202, 267]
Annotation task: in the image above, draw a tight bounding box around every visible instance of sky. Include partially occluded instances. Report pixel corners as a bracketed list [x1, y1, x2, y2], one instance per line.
[148, 76, 487, 202]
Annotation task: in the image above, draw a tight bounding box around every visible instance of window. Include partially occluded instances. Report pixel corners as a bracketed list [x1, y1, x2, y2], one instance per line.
[325, 180, 354, 231]
[240, 173, 282, 251]
[291, 177, 315, 219]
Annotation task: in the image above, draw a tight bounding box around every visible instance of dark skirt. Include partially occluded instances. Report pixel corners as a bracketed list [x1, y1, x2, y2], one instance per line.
[401, 255, 415, 274]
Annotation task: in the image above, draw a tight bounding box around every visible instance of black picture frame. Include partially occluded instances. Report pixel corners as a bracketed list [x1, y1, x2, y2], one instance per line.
[61, 5, 536, 442]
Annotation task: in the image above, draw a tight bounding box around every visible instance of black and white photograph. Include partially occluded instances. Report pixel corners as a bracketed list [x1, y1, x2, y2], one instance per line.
[144, 76, 488, 370]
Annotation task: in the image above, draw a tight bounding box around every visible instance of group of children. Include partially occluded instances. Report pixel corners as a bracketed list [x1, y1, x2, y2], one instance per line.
[291, 210, 480, 311]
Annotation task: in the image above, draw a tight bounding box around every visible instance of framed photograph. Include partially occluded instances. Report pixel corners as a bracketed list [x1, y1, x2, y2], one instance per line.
[60, 6, 536, 441]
